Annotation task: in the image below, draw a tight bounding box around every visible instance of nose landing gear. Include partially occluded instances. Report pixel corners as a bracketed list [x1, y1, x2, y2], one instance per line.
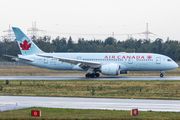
[160, 71, 165, 77]
[160, 73, 163, 77]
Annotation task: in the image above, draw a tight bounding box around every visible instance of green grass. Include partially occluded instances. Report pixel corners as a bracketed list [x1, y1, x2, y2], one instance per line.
[1, 107, 180, 120]
[1, 80, 180, 99]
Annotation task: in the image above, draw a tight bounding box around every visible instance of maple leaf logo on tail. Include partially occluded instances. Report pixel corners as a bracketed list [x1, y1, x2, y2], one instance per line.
[20, 40, 32, 54]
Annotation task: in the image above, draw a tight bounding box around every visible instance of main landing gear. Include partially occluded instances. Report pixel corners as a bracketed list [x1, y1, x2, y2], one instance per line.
[85, 73, 100, 78]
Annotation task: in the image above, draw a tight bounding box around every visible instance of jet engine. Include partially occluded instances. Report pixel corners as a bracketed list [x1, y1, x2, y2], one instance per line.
[100, 64, 120, 75]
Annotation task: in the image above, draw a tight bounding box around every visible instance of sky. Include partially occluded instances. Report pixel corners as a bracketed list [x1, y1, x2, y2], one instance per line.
[0, 0, 180, 42]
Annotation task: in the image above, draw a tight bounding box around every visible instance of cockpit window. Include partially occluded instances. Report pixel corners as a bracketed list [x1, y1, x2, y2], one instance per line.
[167, 59, 172, 61]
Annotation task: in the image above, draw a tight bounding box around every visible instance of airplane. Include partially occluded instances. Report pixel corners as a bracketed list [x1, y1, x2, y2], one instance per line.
[4, 27, 179, 78]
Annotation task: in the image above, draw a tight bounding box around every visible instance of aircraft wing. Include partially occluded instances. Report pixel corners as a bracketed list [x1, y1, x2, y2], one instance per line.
[37, 54, 101, 69]
[3, 54, 34, 62]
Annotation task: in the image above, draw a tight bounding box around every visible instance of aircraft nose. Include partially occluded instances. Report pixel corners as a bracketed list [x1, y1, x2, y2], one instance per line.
[174, 62, 179, 69]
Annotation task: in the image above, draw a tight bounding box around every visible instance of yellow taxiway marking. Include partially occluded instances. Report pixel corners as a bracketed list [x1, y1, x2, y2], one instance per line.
[0, 104, 6, 106]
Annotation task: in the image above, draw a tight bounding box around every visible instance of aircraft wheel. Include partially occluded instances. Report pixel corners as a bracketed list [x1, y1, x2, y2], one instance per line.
[95, 73, 100, 77]
[91, 73, 95, 78]
[160, 73, 163, 77]
[85, 73, 90, 78]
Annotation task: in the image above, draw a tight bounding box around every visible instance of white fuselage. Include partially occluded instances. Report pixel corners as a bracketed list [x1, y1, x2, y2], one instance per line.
[17, 53, 178, 72]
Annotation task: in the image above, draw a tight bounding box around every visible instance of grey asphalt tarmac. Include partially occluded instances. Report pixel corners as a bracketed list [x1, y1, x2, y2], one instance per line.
[1, 96, 180, 112]
[0, 76, 180, 80]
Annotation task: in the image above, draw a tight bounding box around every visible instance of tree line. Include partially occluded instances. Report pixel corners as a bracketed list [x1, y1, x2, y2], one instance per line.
[0, 36, 180, 61]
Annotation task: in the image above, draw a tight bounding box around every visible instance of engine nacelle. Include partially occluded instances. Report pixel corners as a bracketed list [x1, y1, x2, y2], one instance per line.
[100, 64, 120, 75]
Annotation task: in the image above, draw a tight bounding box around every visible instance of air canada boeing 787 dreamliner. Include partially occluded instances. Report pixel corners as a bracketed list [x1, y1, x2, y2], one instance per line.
[4, 27, 178, 78]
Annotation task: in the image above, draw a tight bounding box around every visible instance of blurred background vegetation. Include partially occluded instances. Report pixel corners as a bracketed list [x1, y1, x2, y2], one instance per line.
[1, 36, 180, 61]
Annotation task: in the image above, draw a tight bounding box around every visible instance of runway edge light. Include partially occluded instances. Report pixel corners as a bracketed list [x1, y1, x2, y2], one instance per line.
[31, 110, 41, 117]
[131, 109, 138, 116]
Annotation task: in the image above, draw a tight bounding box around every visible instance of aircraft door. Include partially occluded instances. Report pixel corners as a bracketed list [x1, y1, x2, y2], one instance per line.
[156, 57, 161, 64]
[77, 56, 81, 60]
[128, 58, 133, 64]
[44, 58, 48, 64]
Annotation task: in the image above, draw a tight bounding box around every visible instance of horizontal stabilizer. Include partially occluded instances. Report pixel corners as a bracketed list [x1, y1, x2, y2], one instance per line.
[3, 54, 34, 62]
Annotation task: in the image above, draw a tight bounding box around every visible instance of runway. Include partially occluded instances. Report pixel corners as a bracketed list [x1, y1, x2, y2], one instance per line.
[1, 96, 180, 112]
[0, 76, 180, 80]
